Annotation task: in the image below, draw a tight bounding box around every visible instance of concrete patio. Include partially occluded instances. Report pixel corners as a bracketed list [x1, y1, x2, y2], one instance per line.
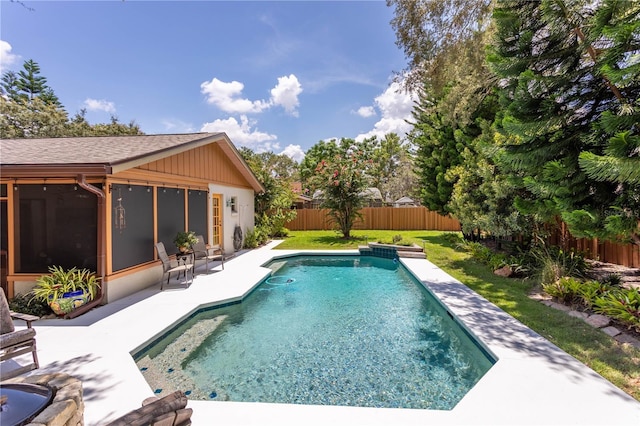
[3, 241, 640, 425]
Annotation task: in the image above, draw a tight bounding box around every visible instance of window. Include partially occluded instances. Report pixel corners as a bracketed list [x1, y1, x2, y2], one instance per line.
[14, 184, 98, 273]
[229, 196, 238, 214]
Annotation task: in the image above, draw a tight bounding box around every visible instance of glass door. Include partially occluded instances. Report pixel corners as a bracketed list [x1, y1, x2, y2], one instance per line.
[212, 194, 222, 246]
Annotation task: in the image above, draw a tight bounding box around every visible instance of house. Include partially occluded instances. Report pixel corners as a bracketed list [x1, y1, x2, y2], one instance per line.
[393, 196, 419, 207]
[291, 181, 312, 209]
[360, 187, 384, 207]
[0, 133, 264, 306]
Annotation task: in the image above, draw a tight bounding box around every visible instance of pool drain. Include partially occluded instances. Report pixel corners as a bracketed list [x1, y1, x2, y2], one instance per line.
[266, 276, 295, 285]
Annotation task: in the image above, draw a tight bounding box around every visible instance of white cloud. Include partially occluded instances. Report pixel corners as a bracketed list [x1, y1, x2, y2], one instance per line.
[280, 144, 305, 163]
[200, 78, 270, 114]
[0, 40, 20, 72]
[200, 115, 278, 152]
[354, 106, 376, 118]
[356, 82, 417, 141]
[83, 98, 116, 114]
[201, 75, 303, 116]
[270, 74, 302, 117]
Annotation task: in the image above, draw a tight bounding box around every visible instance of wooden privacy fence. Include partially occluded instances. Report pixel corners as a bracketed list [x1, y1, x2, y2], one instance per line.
[548, 223, 640, 268]
[286, 207, 461, 232]
[286, 207, 640, 268]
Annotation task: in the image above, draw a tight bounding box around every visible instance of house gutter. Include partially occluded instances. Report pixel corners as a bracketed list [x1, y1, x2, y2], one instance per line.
[65, 174, 107, 319]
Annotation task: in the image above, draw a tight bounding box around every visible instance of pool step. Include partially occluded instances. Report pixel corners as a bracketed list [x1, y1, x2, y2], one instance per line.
[397, 250, 426, 259]
[358, 243, 426, 259]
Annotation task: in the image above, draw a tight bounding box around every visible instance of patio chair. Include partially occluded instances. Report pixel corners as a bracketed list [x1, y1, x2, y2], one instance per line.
[154, 242, 194, 290]
[0, 290, 39, 379]
[191, 235, 224, 273]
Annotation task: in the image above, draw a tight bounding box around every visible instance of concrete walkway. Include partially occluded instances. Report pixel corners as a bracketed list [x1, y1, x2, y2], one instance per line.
[3, 241, 640, 425]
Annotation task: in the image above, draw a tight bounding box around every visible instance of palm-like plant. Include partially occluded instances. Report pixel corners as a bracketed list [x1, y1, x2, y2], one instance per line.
[31, 266, 101, 304]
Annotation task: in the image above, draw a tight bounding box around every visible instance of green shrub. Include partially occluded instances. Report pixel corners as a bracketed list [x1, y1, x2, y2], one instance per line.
[594, 288, 640, 332]
[462, 241, 494, 264]
[528, 243, 588, 286]
[576, 280, 613, 308]
[243, 228, 259, 249]
[600, 273, 623, 287]
[392, 234, 403, 244]
[440, 232, 463, 245]
[542, 277, 582, 305]
[9, 293, 53, 317]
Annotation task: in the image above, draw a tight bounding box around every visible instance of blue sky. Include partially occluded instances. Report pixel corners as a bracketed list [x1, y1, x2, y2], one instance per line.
[1, 0, 415, 161]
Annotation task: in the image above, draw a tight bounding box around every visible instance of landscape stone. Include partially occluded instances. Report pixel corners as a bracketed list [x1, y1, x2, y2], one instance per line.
[601, 326, 621, 337]
[494, 265, 513, 277]
[547, 301, 571, 312]
[585, 314, 610, 328]
[614, 333, 640, 349]
[567, 310, 589, 320]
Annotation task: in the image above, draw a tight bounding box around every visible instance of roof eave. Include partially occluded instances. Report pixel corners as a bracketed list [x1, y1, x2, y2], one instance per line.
[0, 164, 112, 178]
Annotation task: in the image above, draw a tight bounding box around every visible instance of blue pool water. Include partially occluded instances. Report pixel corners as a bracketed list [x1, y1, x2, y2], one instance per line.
[135, 255, 494, 410]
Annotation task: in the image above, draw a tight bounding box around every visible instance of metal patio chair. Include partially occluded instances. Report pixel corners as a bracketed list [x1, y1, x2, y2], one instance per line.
[154, 242, 193, 290]
[191, 235, 224, 273]
[0, 290, 40, 379]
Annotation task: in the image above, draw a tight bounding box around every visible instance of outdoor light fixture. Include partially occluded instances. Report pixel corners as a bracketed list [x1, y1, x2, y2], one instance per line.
[42, 180, 47, 191]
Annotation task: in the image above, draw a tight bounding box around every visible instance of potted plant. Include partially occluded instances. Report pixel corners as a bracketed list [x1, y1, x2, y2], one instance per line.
[31, 266, 101, 315]
[174, 231, 198, 252]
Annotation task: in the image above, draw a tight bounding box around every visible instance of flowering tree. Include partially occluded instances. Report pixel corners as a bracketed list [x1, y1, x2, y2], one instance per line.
[312, 145, 373, 238]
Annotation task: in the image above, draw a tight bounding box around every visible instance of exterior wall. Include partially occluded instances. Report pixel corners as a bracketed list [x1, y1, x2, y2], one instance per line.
[104, 265, 163, 303]
[209, 184, 255, 253]
[137, 143, 248, 187]
[13, 280, 36, 296]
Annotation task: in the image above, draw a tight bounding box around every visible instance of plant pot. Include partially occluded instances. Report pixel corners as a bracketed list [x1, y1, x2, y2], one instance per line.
[49, 290, 89, 315]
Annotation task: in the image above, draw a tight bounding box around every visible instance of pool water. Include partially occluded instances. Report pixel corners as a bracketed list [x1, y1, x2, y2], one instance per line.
[135, 255, 494, 410]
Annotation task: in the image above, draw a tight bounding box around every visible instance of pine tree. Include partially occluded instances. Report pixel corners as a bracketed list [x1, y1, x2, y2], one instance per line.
[16, 59, 49, 101]
[572, 0, 640, 243]
[488, 0, 635, 241]
[410, 87, 460, 214]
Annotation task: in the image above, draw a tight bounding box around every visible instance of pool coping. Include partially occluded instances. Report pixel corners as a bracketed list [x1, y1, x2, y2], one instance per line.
[5, 241, 640, 425]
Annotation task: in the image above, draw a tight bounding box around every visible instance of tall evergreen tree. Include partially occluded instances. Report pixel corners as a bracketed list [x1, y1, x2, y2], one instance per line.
[573, 0, 640, 243]
[16, 59, 49, 101]
[488, 0, 635, 241]
[1, 71, 20, 100]
[410, 88, 460, 214]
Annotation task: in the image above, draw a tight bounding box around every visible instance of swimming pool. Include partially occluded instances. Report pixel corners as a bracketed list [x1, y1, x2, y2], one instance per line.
[134, 255, 495, 410]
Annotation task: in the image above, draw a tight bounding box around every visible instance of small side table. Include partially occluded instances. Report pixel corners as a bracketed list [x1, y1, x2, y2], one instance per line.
[176, 251, 193, 277]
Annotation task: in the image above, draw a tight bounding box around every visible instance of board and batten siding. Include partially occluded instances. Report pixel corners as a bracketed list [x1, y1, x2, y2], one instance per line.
[137, 143, 251, 188]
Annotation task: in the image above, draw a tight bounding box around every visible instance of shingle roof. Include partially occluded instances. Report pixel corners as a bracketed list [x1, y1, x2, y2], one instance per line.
[0, 133, 218, 165]
[0, 132, 265, 193]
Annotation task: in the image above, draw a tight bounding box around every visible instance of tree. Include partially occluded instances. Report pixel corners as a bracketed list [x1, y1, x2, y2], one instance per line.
[1, 71, 20, 100]
[16, 59, 49, 101]
[489, 0, 640, 244]
[239, 148, 297, 238]
[310, 140, 373, 238]
[0, 96, 68, 138]
[1, 60, 142, 138]
[571, 0, 640, 244]
[410, 88, 460, 214]
[299, 139, 341, 192]
[387, 0, 494, 92]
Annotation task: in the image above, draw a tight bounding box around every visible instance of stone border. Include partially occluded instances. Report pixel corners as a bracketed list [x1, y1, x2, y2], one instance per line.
[529, 293, 640, 349]
[2, 373, 84, 426]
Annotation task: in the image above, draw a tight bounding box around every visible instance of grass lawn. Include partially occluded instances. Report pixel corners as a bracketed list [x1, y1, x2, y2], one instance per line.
[275, 230, 640, 401]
